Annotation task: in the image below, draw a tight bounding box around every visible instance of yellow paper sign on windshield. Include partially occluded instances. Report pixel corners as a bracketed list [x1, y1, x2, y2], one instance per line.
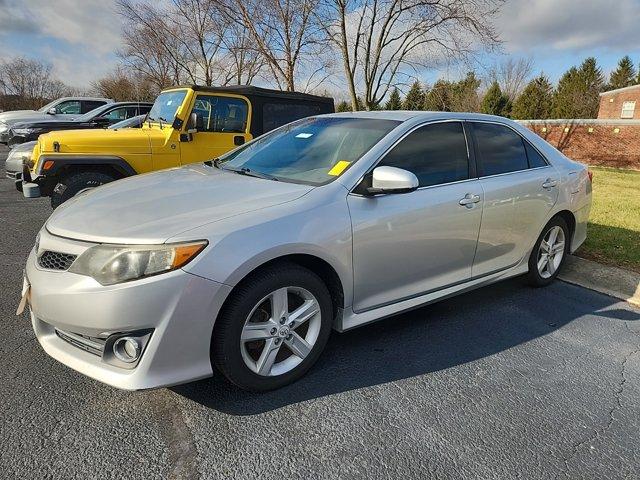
[328, 160, 351, 176]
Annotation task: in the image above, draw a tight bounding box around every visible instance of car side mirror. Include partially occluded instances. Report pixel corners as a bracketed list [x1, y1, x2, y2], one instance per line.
[187, 112, 201, 133]
[366, 166, 418, 195]
[47, 107, 58, 115]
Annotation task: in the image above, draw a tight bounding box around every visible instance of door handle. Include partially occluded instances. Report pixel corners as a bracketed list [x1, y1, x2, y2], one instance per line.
[542, 178, 557, 189]
[459, 193, 481, 207]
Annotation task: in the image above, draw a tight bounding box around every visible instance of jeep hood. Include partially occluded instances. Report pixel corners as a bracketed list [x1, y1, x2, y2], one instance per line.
[38, 127, 152, 155]
[46, 164, 313, 243]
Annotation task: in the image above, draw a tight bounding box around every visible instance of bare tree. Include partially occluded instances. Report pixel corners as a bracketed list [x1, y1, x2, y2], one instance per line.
[225, 0, 323, 91]
[319, 0, 504, 110]
[218, 23, 265, 85]
[91, 67, 158, 101]
[0, 57, 72, 110]
[488, 57, 534, 102]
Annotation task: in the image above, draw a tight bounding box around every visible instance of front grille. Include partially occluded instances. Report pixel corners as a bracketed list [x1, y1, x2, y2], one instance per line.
[55, 329, 106, 356]
[38, 251, 77, 271]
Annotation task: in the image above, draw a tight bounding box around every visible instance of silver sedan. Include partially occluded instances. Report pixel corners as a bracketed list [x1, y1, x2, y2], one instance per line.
[22, 112, 592, 391]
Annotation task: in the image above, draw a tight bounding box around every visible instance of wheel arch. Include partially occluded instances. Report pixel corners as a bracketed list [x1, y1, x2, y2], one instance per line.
[218, 253, 346, 324]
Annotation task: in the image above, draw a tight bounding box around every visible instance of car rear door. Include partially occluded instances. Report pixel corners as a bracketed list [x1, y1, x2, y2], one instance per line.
[347, 121, 483, 312]
[469, 121, 559, 278]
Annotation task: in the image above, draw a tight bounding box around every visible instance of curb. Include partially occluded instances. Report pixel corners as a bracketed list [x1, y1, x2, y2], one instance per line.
[559, 255, 640, 307]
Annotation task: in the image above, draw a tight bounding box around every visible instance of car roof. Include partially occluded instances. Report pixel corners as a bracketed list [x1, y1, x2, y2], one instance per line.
[322, 110, 518, 123]
[171, 85, 334, 105]
[56, 97, 115, 102]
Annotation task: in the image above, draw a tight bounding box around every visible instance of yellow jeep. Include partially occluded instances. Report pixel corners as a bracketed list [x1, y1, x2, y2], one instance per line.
[20, 85, 334, 207]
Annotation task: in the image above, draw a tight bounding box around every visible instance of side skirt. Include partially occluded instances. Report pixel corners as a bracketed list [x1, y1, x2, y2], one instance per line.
[334, 259, 529, 332]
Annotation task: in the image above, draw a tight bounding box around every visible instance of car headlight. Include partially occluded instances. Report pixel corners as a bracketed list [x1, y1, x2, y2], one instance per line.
[12, 127, 39, 136]
[0, 123, 7, 133]
[7, 145, 34, 165]
[69, 241, 207, 285]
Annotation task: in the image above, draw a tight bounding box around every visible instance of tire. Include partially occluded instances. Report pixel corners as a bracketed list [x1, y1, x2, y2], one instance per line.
[212, 262, 333, 392]
[50, 171, 117, 208]
[526, 216, 570, 287]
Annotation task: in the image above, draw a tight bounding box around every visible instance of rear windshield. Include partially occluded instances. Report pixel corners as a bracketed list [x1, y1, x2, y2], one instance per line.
[219, 117, 400, 186]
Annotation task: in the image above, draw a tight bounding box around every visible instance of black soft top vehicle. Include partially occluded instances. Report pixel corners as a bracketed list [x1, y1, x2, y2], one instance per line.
[8, 102, 152, 146]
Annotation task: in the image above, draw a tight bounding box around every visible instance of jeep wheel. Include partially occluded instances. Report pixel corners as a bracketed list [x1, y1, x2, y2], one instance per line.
[50, 171, 117, 208]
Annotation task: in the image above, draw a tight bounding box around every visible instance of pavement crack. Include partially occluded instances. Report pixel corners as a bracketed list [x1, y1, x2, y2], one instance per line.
[558, 335, 640, 478]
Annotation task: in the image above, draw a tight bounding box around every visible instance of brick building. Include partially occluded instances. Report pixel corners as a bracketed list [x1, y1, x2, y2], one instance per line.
[598, 84, 640, 120]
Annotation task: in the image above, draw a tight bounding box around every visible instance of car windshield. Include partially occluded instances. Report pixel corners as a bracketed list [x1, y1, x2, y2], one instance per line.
[147, 90, 188, 125]
[37, 99, 59, 112]
[218, 117, 400, 186]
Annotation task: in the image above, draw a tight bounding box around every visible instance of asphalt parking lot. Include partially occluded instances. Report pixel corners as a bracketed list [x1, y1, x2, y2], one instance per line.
[1, 147, 639, 479]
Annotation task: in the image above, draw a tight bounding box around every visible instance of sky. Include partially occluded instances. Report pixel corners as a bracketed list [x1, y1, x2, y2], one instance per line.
[0, 0, 639, 91]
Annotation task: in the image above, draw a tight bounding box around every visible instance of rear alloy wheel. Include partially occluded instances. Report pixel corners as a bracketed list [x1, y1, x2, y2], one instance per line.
[527, 217, 569, 287]
[212, 263, 333, 391]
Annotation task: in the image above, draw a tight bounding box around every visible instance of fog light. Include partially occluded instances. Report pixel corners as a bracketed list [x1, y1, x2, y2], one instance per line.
[113, 337, 140, 363]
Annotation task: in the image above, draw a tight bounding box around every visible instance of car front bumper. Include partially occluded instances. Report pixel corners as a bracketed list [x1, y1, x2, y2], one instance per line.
[26, 231, 232, 390]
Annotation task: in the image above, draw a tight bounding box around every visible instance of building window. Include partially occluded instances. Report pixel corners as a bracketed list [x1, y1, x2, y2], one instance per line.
[621, 101, 636, 119]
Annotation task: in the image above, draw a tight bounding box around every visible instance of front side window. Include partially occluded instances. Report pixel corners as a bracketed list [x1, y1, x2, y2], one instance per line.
[473, 122, 528, 176]
[148, 89, 188, 124]
[192, 95, 248, 133]
[377, 122, 469, 187]
[219, 117, 400, 186]
[103, 107, 129, 121]
[56, 100, 81, 114]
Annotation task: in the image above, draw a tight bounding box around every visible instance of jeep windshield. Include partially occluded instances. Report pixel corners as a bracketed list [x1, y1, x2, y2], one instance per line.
[147, 90, 188, 125]
[217, 117, 400, 186]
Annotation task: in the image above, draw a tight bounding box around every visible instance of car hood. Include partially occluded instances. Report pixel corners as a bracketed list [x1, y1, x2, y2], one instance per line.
[0, 112, 79, 125]
[12, 119, 88, 130]
[38, 127, 152, 155]
[46, 164, 314, 243]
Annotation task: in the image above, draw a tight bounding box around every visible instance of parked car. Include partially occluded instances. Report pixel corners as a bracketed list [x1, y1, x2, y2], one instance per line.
[7, 102, 152, 146]
[5, 116, 147, 180]
[20, 112, 592, 392]
[18, 85, 334, 207]
[0, 97, 113, 143]
[4, 141, 36, 179]
[108, 114, 147, 130]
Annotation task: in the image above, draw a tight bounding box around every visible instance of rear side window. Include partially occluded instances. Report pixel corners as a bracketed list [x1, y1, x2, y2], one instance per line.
[263, 103, 324, 132]
[81, 100, 107, 113]
[378, 122, 469, 187]
[473, 122, 528, 176]
[524, 141, 548, 168]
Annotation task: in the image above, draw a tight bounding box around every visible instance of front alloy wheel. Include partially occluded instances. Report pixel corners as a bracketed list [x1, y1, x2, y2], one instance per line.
[212, 263, 332, 391]
[240, 287, 321, 377]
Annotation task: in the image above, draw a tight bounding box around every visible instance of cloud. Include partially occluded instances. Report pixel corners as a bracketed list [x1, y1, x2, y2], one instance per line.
[0, 0, 123, 86]
[497, 0, 640, 52]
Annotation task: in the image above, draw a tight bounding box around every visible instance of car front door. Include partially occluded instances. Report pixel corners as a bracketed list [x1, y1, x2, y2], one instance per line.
[347, 121, 483, 312]
[179, 94, 252, 165]
[469, 121, 559, 278]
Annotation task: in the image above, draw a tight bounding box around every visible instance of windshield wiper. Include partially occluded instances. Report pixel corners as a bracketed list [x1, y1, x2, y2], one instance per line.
[221, 165, 279, 181]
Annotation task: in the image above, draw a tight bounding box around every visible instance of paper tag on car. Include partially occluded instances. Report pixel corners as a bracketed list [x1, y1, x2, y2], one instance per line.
[328, 160, 351, 176]
[16, 277, 30, 315]
[295, 133, 313, 139]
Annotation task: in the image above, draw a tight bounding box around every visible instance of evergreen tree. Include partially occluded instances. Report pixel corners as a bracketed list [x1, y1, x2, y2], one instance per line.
[451, 71, 481, 112]
[511, 75, 553, 119]
[552, 58, 604, 118]
[607, 56, 637, 90]
[385, 87, 402, 110]
[402, 80, 424, 110]
[336, 100, 351, 112]
[424, 80, 453, 111]
[481, 81, 510, 116]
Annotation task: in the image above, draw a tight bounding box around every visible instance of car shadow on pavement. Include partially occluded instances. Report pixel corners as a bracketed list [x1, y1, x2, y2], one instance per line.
[172, 277, 639, 415]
